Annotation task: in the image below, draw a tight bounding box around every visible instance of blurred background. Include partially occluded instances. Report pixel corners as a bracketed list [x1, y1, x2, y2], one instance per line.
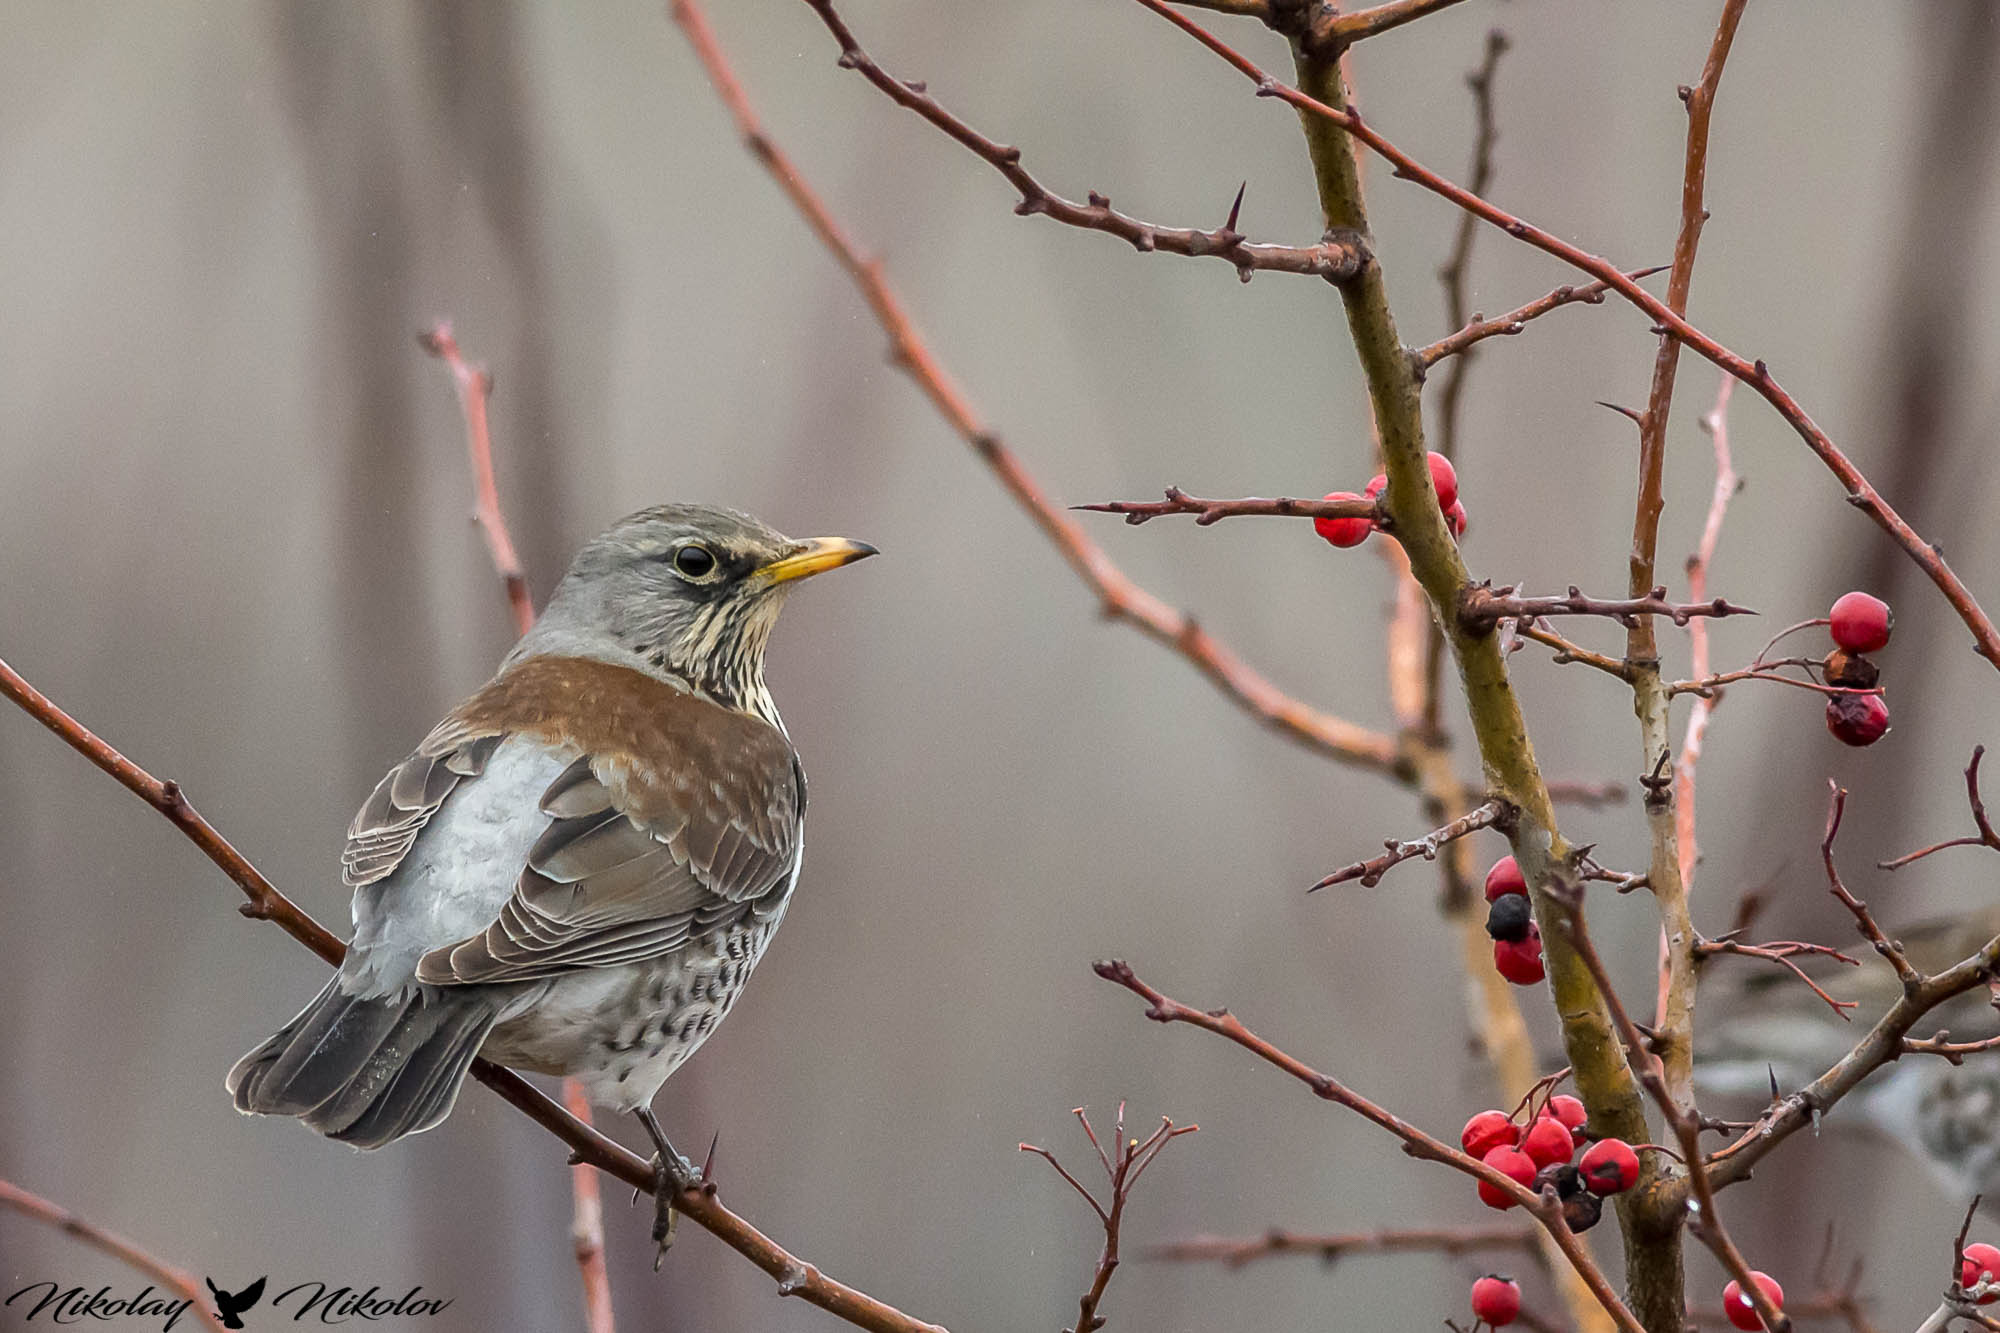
[4, 2, 2000, 1329]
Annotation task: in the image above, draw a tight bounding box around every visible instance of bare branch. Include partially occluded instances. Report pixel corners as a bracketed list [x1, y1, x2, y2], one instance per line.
[1147, 1223, 1539, 1268]
[1422, 267, 1670, 370]
[418, 323, 534, 637]
[1075, 487, 1379, 527]
[1461, 584, 1754, 633]
[1880, 746, 2000, 869]
[1311, 798, 1510, 889]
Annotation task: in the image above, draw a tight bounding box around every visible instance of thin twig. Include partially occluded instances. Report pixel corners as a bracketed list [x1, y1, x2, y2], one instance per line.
[1515, 622, 1637, 682]
[1461, 584, 1754, 632]
[1430, 27, 1510, 460]
[1022, 1107, 1197, 1333]
[1822, 784, 1921, 988]
[427, 322, 613, 1333]
[1880, 746, 2000, 869]
[418, 324, 534, 637]
[1311, 798, 1510, 889]
[0, 1178, 229, 1333]
[1692, 935, 1859, 1019]
[1075, 488, 1379, 527]
[1146, 1223, 1540, 1268]
[1420, 267, 1671, 369]
[683, 0, 1402, 777]
[1674, 375, 1740, 899]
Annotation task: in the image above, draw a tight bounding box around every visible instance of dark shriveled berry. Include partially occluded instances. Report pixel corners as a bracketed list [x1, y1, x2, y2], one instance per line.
[1562, 1190, 1603, 1233]
[1822, 647, 1879, 689]
[1825, 692, 1889, 747]
[1486, 893, 1534, 943]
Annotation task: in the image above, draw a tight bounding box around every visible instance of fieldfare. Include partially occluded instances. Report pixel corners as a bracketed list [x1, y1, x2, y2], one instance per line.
[228, 504, 874, 1199]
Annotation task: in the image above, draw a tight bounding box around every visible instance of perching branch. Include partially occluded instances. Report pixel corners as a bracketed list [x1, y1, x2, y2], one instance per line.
[0, 651, 950, 1333]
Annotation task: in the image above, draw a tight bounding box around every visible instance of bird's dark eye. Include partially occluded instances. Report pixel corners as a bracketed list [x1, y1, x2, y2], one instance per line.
[672, 544, 717, 579]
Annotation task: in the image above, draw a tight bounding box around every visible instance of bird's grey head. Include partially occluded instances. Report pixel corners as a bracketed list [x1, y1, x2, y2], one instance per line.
[514, 504, 876, 720]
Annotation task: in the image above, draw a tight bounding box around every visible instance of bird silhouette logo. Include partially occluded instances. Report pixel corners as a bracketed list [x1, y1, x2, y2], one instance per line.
[204, 1276, 266, 1329]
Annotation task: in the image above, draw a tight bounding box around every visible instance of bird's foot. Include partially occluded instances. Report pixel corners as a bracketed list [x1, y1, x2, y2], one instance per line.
[634, 1107, 698, 1271]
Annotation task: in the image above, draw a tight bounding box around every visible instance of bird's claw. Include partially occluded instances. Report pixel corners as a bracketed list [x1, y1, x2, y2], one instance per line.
[649, 1148, 698, 1270]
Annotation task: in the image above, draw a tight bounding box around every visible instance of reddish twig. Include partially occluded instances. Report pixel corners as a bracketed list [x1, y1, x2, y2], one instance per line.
[1821, 784, 1921, 989]
[1514, 622, 1637, 682]
[1311, 798, 1510, 889]
[679, 0, 1401, 776]
[1902, 1031, 2000, 1066]
[1880, 746, 2000, 869]
[1021, 1105, 1197, 1333]
[1460, 584, 1754, 633]
[1124, 0, 2000, 671]
[1321, 0, 1476, 48]
[425, 322, 612, 1333]
[0, 653, 949, 1333]
[418, 324, 534, 637]
[1674, 375, 1741, 896]
[1075, 488, 1379, 527]
[1090, 960, 1647, 1333]
[0, 1177, 229, 1333]
[1692, 935, 1860, 1020]
[1421, 267, 1670, 370]
[1668, 661, 1876, 702]
[1146, 1223, 1540, 1268]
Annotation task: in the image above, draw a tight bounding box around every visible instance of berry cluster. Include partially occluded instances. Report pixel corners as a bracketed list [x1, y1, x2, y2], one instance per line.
[1459, 1094, 1638, 1233]
[1482, 856, 1542, 985]
[1312, 453, 1467, 549]
[1822, 591, 1892, 747]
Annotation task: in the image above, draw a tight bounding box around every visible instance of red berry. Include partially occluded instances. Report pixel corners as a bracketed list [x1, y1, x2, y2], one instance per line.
[1493, 923, 1544, 985]
[1461, 1109, 1520, 1159]
[1484, 855, 1527, 901]
[1364, 472, 1388, 500]
[1825, 692, 1889, 747]
[1722, 1273, 1785, 1331]
[1470, 1275, 1522, 1327]
[1578, 1138, 1639, 1195]
[1312, 492, 1374, 548]
[1829, 591, 1892, 653]
[1427, 452, 1460, 509]
[1519, 1116, 1575, 1169]
[1477, 1146, 1537, 1210]
[1446, 500, 1469, 540]
[1541, 1094, 1588, 1135]
[1961, 1243, 2000, 1302]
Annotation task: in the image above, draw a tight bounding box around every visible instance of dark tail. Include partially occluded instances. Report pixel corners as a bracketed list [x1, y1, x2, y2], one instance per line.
[226, 979, 501, 1149]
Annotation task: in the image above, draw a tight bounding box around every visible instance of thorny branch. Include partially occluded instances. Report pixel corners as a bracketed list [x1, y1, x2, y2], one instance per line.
[1311, 798, 1510, 889]
[1021, 1105, 1197, 1333]
[1145, 1222, 1540, 1269]
[1075, 488, 1379, 527]
[1419, 267, 1670, 371]
[1460, 584, 1754, 633]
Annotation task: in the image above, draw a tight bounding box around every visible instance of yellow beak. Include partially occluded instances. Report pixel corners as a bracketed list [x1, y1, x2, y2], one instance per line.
[757, 536, 879, 586]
